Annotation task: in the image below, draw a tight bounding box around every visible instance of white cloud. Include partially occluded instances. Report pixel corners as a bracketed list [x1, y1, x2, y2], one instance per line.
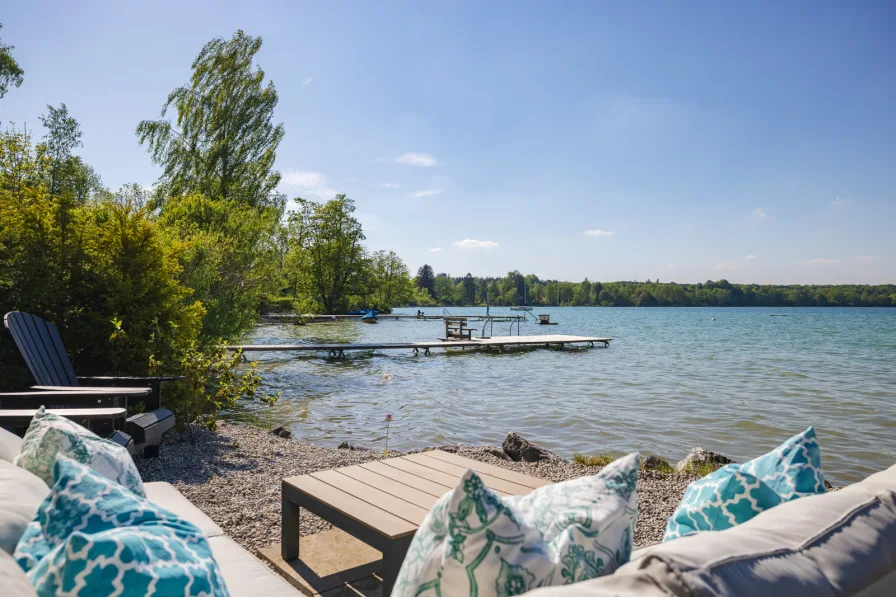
[584, 229, 614, 237]
[745, 254, 758, 260]
[855, 255, 877, 261]
[376, 183, 401, 189]
[413, 189, 444, 197]
[831, 196, 852, 207]
[453, 239, 499, 249]
[754, 208, 766, 218]
[713, 262, 740, 271]
[302, 76, 313, 86]
[428, 247, 443, 253]
[395, 152, 438, 167]
[278, 169, 338, 199]
[808, 258, 840, 265]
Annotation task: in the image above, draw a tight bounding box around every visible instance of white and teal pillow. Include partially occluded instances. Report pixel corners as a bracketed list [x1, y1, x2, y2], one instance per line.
[14, 407, 144, 496]
[664, 427, 825, 541]
[393, 453, 639, 597]
[14, 457, 229, 597]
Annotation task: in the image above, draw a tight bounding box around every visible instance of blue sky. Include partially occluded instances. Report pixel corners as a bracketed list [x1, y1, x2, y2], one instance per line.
[2, 1, 894, 284]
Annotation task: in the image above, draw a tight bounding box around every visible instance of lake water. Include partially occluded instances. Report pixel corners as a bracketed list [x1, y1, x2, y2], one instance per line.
[227, 307, 896, 485]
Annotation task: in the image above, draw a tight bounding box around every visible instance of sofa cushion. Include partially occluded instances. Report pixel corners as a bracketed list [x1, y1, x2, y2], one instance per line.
[0, 425, 23, 462]
[0, 549, 38, 597]
[15, 407, 145, 496]
[528, 463, 896, 597]
[144, 481, 224, 538]
[664, 427, 825, 541]
[0, 460, 50, 555]
[207, 536, 300, 597]
[394, 453, 640, 597]
[14, 457, 230, 596]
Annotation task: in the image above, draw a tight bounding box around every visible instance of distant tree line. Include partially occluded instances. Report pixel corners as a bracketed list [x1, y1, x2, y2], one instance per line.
[410, 267, 896, 308]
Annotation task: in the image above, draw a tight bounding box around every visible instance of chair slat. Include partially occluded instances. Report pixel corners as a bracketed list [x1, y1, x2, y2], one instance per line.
[5, 312, 56, 386]
[43, 319, 79, 385]
[20, 313, 66, 386]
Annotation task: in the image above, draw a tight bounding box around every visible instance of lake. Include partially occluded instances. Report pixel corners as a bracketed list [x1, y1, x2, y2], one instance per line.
[226, 307, 896, 485]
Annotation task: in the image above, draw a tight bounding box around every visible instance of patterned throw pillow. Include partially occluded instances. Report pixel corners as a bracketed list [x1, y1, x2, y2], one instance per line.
[14, 457, 229, 597]
[14, 407, 145, 496]
[664, 426, 825, 541]
[393, 453, 639, 597]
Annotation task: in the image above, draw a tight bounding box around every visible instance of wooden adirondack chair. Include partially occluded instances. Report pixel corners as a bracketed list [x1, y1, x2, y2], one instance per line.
[3, 311, 181, 454]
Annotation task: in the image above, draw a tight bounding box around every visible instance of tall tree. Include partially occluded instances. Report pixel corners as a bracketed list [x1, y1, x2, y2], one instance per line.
[0, 24, 24, 98]
[286, 195, 368, 314]
[416, 264, 435, 298]
[369, 250, 412, 310]
[462, 273, 476, 304]
[39, 104, 82, 195]
[137, 30, 285, 209]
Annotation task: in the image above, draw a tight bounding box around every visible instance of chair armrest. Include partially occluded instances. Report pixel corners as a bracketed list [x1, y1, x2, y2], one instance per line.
[77, 376, 186, 383]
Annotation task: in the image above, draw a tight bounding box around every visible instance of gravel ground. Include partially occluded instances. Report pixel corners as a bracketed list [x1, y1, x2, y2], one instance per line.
[136, 423, 700, 553]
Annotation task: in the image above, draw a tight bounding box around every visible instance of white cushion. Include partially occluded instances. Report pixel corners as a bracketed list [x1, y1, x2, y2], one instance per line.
[14, 407, 144, 496]
[0, 460, 49, 555]
[207, 535, 300, 597]
[394, 453, 640, 597]
[530, 463, 896, 597]
[0, 549, 38, 597]
[144, 482, 224, 538]
[0, 425, 22, 462]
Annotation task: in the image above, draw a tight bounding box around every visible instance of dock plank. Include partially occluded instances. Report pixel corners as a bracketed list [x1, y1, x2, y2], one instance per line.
[228, 334, 612, 353]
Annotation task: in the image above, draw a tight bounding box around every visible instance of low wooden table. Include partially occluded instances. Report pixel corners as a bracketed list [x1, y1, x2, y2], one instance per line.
[278, 450, 549, 596]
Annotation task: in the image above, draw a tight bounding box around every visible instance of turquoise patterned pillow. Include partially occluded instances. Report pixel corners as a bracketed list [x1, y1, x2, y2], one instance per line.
[393, 453, 639, 597]
[15, 407, 145, 496]
[14, 457, 229, 597]
[664, 427, 825, 541]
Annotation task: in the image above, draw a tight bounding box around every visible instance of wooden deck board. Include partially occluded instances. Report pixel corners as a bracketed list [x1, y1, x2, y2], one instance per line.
[357, 461, 455, 497]
[310, 470, 430, 526]
[285, 474, 417, 540]
[0, 407, 126, 420]
[335, 466, 441, 510]
[421, 450, 551, 489]
[401, 453, 535, 495]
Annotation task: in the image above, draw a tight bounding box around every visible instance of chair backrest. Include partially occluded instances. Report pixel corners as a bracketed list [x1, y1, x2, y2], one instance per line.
[3, 312, 80, 387]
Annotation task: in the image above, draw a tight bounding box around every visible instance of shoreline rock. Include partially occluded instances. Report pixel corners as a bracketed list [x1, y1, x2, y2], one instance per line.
[674, 447, 734, 472]
[502, 432, 560, 462]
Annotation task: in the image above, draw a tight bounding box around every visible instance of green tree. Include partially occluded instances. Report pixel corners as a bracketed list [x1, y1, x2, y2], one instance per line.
[369, 250, 412, 310]
[462, 273, 476, 304]
[137, 30, 285, 210]
[285, 195, 368, 314]
[416, 264, 435, 297]
[0, 24, 24, 98]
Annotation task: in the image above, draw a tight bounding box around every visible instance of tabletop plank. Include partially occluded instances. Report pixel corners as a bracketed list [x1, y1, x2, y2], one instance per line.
[421, 450, 551, 489]
[310, 470, 431, 526]
[336, 465, 441, 510]
[357, 461, 457, 497]
[286, 475, 417, 540]
[401, 453, 535, 495]
[378, 457, 517, 495]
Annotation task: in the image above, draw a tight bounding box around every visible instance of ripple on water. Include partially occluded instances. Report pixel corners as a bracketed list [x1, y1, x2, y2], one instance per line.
[223, 307, 896, 485]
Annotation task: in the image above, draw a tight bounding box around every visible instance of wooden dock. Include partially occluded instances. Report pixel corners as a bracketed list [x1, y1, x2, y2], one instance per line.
[228, 334, 611, 357]
[260, 313, 525, 323]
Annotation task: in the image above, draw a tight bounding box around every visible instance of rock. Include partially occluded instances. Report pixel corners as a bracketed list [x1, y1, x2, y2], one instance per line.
[271, 426, 292, 439]
[824, 479, 836, 491]
[641, 455, 671, 471]
[485, 447, 511, 461]
[337, 441, 355, 450]
[502, 432, 553, 462]
[675, 447, 733, 472]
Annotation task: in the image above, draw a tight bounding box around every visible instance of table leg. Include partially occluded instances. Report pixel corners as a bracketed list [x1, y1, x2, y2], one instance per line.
[282, 491, 300, 560]
[381, 535, 413, 596]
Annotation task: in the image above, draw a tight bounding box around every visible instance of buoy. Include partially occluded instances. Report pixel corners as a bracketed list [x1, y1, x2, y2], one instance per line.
[712, 317, 716, 321]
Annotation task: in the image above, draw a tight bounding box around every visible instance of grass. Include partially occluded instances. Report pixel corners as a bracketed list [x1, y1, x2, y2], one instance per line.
[572, 452, 620, 467]
[572, 452, 723, 477]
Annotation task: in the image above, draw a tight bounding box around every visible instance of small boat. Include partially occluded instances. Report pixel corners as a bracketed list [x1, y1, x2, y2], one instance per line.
[510, 306, 533, 311]
[360, 310, 378, 324]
